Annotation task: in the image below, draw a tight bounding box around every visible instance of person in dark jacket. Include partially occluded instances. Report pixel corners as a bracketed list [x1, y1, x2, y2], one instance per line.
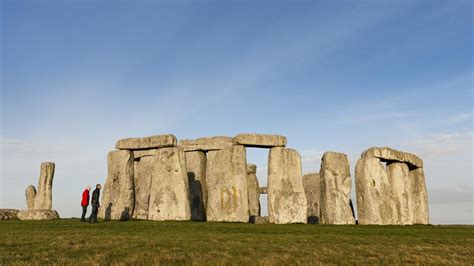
[88, 184, 101, 223]
[80, 186, 91, 222]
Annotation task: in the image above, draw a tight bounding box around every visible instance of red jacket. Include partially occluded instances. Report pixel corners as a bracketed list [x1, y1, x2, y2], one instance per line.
[81, 189, 90, 206]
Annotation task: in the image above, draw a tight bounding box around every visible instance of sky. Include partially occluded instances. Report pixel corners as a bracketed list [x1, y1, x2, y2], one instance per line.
[1, 0, 472, 224]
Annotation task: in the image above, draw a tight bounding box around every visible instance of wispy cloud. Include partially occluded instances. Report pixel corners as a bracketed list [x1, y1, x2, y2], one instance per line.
[404, 131, 473, 158]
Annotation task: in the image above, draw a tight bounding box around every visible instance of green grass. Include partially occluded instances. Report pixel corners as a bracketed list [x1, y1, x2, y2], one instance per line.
[1, 219, 473, 265]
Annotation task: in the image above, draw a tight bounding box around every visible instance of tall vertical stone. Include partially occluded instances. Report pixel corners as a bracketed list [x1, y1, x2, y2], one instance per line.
[268, 147, 307, 224]
[186, 151, 207, 221]
[319, 152, 355, 225]
[387, 162, 413, 225]
[410, 167, 429, 224]
[206, 145, 249, 222]
[132, 156, 155, 220]
[25, 185, 36, 210]
[33, 162, 55, 210]
[148, 147, 191, 221]
[303, 173, 320, 224]
[355, 157, 398, 225]
[247, 164, 260, 218]
[98, 150, 135, 220]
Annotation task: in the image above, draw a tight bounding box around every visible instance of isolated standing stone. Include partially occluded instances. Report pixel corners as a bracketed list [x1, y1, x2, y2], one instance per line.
[233, 133, 287, 148]
[410, 167, 429, 224]
[25, 185, 36, 210]
[387, 162, 413, 225]
[186, 151, 207, 221]
[303, 173, 320, 224]
[268, 147, 307, 224]
[116, 134, 177, 150]
[179, 136, 233, 152]
[148, 147, 191, 221]
[132, 156, 155, 220]
[319, 152, 355, 225]
[206, 145, 249, 222]
[33, 162, 55, 210]
[355, 157, 398, 225]
[98, 150, 135, 220]
[247, 164, 260, 218]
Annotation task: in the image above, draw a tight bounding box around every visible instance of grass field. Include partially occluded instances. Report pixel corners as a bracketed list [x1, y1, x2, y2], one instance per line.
[1, 219, 473, 264]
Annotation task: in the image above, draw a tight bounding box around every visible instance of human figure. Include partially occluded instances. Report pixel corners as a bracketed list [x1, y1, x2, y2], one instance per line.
[80, 186, 91, 222]
[88, 184, 101, 223]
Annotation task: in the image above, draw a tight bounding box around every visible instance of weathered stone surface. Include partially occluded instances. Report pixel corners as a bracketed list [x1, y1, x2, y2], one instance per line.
[0, 209, 19, 220]
[132, 156, 154, 220]
[268, 147, 307, 224]
[206, 145, 249, 222]
[17, 209, 59, 220]
[25, 185, 36, 210]
[116, 134, 177, 150]
[148, 147, 191, 221]
[33, 162, 55, 210]
[233, 133, 287, 148]
[355, 157, 398, 225]
[387, 162, 413, 225]
[247, 164, 260, 218]
[178, 136, 233, 152]
[319, 152, 355, 225]
[303, 173, 320, 224]
[259, 187, 267, 194]
[362, 147, 423, 168]
[133, 149, 157, 159]
[186, 151, 207, 221]
[254, 216, 270, 224]
[410, 167, 429, 224]
[98, 150, 135, 221]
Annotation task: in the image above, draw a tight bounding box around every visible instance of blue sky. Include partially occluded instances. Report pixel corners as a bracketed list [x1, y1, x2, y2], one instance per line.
[1, 0, 472, 224]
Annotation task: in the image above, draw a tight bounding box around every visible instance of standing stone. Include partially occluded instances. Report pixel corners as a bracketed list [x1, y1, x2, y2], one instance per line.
[186, 151, 207, 221]
[206, 145, 249, 222]
[33, 162, 55, 210]
[410, 167, 429, 224]
[247, 164, 260, 218]
[355, 157, 398, 225]
[132, 156, 155, 220]
[98, 150, 135, 220]
[387, 162, 413, 225]
[25, 185, 36, 210]
[303, 173, 320, 224]
[319, 152, 355, 225]
[233, 133, 287, 148]
[148, 147, 191, 221]
[268, 147, 307, 224]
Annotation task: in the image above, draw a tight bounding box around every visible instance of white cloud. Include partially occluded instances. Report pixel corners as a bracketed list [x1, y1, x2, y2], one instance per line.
[404, 131, 473, 158]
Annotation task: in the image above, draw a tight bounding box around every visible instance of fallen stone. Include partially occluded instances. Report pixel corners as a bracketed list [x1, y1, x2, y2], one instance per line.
[387, 162, 413, 225]
[303, 173, 320, 224]
[355, 157, 398, 225]
[362, 147, 423, 168]
[0, 209, 19, 220]
[133, 149, 157, 159]
[268, 147, 307, 224]
[233, 133, 287, 148]
[247, 164, 260, 218]
[116, 134, 177, 150]
[409, 167, 429, 224]
[17, 209, 59, 220]
[33, 162, 55, 210]
[319, 152, 355, 225]
[132, 156, 155, 220]
[25, 185, 36, 210]
[178, 136, 233, 152]
[98, 150, 135, 221]
[206, 145, 249, 222]
[186, 151, 207, 221]
[148, 147, 191, 221]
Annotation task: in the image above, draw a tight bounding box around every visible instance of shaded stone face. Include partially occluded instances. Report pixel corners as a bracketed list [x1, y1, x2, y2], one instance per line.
[17, 210, 60, 220]
[268, 147, 307, 224]
[147, 147, 191, 221]
[33, 162, 55, 210]
[25, 185, 37, 210]
[387, 162, 413, 225]
[303, 173, 320, 224]
[319, 152, 355, 225]
[409, 167, 429, 224]
[206, 145, 249, 222]
[178, 136, 233, 152]
[116, 134, 177, 150]
[247, 164, 260, 218]
[186, 151, 207, 221]
[132, 156, 155, 220]
[233, 133, 287, 148]
[98, 150, 135, 221]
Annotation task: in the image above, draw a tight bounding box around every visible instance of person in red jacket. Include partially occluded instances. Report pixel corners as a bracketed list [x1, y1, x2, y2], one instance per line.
[80, 186, 91, 222]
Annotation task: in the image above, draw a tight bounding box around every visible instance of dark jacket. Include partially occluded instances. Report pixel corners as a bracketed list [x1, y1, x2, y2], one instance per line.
[91, 188, 100, 207]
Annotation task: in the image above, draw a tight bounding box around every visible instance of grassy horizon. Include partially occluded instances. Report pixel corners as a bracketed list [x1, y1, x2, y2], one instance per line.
[1, 219, 473, 264]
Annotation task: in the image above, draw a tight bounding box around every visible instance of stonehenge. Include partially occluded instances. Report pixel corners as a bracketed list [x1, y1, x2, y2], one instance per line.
[97, 133, 429, 225]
